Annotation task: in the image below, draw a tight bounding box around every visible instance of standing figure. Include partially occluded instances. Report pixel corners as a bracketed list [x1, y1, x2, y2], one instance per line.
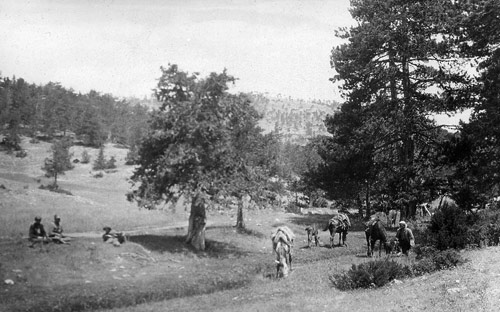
[396, 221, 415, 256]
[49, 215, 71, 244]
[29, 216, 49, 248]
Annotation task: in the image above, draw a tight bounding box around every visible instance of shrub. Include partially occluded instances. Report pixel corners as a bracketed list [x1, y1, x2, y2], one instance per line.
[330, 260, 409, 290]
[15, 150, 27, 158]
[106, 156, 117, 169]
[93, 147, 107, 170]
[411, 257, 437, 275]
[431, 249, 466, 270]
[428, 202, 476, 250]
[81, 150, 91, 164]
[413, 246, 466, 271]
[125, 145, 139, 165]
[331, 249, 466, 290]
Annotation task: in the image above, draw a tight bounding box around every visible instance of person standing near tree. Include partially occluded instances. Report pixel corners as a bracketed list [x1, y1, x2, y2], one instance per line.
[396, 221, 414, 256]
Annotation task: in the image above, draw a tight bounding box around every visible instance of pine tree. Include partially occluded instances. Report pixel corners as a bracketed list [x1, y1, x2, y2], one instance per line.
[93, 147, 107, 170]
[42, 138, 73, 187]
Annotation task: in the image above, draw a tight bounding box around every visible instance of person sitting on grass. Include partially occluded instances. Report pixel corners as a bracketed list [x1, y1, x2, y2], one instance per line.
[29, 216, 49, 248]
[102, 226, 125, 247]
[49, 214, 71, 244]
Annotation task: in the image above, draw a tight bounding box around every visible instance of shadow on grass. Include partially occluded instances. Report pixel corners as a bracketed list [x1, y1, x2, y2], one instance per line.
[128, 232, 250, 258]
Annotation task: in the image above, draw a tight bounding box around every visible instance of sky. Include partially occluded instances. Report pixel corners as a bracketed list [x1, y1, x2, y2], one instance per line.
[0, 0, 354, 102]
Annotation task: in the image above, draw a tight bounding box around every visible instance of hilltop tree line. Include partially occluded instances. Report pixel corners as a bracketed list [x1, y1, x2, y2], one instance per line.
[0, 76, 150, 149]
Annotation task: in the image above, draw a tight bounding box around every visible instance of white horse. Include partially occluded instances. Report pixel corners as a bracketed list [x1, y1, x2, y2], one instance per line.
[271, 226, 295, 278]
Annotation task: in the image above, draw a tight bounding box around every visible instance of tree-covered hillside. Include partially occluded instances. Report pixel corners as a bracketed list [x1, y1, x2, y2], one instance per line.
[0, 75, 152, 149]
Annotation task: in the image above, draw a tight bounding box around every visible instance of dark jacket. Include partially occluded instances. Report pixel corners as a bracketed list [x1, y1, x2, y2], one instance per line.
[29, 222, 47, 239]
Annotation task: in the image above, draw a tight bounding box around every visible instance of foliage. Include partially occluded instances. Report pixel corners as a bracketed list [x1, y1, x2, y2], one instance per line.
[81, 149, 91, 164]
[41, 137, 74, 186]
[125, 144, 139, 165]
[314, 0, 477, 218]
[442, 1, 500, 209]
[331, 259, 410, 290]
[332, 248, 466, 290]
[106, 156, 117, 169]
[428, 202, 477, 250]
[129, 64, 277, 209]
[93, 147, 107, 170]
[0, 75, 151, 149]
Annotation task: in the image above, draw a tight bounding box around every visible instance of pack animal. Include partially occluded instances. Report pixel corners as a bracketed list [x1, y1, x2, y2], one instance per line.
[323, 214, 351, 248]
[305, 226, 320, 247]
[365, 220, 390, 257]
[271, 226, 295, 278]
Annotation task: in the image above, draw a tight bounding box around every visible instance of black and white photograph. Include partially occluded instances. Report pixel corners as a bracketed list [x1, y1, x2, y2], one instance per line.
[1, 0, 499, 311]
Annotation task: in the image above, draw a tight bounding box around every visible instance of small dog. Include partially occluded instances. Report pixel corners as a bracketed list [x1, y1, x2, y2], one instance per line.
[305, 226, 320, 247]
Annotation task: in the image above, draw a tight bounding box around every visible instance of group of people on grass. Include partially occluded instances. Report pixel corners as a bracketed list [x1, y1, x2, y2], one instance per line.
[28, 216, 125, 248]
[28, 215, 71, 247]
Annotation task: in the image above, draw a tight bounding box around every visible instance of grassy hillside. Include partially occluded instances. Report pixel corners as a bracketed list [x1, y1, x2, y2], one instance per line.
[0, 138, 187, 239]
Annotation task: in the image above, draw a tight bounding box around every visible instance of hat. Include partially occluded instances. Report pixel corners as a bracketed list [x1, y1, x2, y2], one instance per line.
[54, 214, 60, 220]
[35, 216, 42, 221]
[399, 221, 406, 226]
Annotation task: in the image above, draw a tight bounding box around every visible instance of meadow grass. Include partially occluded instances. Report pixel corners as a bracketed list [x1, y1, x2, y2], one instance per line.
[0, 138, 188, 238]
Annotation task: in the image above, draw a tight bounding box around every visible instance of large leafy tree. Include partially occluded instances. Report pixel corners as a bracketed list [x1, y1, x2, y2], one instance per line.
[321, 0, 473, 218]
[128, 65, 269, 250]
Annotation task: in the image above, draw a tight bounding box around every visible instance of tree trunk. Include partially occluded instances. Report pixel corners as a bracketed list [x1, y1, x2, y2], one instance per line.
[185, 192, 207, 251]
[365, 182, 371, 218]
[357, 194, 363, 218]
[236, 194, 250, 229]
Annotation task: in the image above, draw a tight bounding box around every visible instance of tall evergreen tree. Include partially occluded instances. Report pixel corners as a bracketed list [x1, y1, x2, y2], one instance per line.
[322, 0, 473, 218]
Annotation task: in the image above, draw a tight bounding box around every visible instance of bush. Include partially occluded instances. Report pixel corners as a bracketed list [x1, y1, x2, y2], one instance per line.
[106, 156, 117, 169]
[431, 249, 466, 270]
[330, 260, 409, 290]
[413, 246, 466, 271]
[125, 145, 139, 165]
[81, 150, 91, 164]
[428, 202, 477, 250]
[331, 249, 466, 290]
[411, 258, 437, 275]
[15, 149, 27, 158]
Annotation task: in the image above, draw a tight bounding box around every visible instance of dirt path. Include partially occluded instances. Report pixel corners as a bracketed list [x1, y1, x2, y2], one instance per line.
[65, 220, 225, 238]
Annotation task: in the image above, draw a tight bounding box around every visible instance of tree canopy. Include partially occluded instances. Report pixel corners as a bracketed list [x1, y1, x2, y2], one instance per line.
[312, 0, 478, 217]
[128, 64, 276, 208]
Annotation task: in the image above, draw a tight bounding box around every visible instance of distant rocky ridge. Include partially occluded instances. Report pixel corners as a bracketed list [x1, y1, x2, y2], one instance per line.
[248, 93, 341, 145]
[129, 93, 341, 146]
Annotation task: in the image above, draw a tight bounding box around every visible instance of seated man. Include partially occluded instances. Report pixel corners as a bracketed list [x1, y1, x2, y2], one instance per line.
[102, 226, 125, 247]
[49, 215, 71, 244]
[29, 216, 49, 248]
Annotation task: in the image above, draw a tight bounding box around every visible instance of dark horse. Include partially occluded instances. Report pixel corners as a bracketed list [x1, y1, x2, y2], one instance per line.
[323, 215, 350, 248]
[365, 220, 390, 257]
